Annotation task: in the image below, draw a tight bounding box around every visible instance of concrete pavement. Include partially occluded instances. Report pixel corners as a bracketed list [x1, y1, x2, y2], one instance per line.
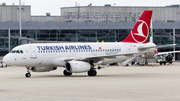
[1, 62, 180, 101]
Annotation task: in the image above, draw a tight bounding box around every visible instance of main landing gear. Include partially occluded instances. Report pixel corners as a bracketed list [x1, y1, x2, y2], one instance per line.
[88, 70, 97, 76]
[25, 67, 32, 78]
[160, 61, 166, 65]
[63, 70, 72, 76]
[88, 61, 97, 76]
[63, 69, 97, 76]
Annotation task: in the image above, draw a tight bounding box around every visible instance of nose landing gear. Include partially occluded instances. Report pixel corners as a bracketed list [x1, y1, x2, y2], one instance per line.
[25, 67, 32, 78]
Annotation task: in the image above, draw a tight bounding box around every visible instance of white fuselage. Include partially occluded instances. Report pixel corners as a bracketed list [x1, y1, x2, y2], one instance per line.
[3, 42, 156, 67]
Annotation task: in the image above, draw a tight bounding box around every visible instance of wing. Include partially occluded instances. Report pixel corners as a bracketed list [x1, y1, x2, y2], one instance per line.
[64, 51, 147, 62]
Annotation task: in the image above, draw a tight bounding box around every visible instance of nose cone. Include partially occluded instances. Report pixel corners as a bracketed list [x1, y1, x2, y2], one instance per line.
[3, 54, 10, 65]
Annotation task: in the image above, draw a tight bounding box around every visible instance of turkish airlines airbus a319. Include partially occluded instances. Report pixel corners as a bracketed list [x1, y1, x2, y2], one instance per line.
[3, 10, 175, 77]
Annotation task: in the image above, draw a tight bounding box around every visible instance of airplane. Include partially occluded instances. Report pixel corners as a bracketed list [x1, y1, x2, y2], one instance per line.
[131, 51, 178, 66]
[2, 10, 176, 78]
[156, 51, 180, 65]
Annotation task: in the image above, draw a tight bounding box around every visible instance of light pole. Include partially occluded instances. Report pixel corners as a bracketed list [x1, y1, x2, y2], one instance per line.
[173, 28, 175, 61]
[19, 0, 22, 37]
[8, 29, 10, 52]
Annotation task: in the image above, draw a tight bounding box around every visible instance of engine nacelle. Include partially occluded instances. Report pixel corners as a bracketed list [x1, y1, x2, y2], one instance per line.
[165, 54, 173, 63]
[65, 61, 91, 73]
[32, 67, 57, 72]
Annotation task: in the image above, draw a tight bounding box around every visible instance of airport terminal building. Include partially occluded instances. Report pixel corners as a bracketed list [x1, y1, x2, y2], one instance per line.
[0, 3, 180, 59]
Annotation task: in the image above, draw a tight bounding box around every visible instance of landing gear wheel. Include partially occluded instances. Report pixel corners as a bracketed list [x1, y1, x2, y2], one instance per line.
[170, 61, 173, 64]
[25, 67, 32, 78]
[25, 73, 31, 78]
[88, 70, 97, 76]
[131, 61, 135, 65]
[98, 66, 101, 69]
[63, 70, 72, 76]
[145, 62, 148, 65]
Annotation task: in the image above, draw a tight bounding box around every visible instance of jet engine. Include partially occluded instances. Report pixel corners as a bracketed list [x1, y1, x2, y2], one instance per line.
[32, 67, 57, 72]
[165, 54, 173, 63]
[65, 61, 92, 73]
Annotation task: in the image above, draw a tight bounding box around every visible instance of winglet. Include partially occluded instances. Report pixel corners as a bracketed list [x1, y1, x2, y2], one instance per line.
[122, 10, 153, 43]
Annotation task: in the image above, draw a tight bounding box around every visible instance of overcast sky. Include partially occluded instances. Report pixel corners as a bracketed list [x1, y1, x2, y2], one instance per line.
[2, 0, 180, 15]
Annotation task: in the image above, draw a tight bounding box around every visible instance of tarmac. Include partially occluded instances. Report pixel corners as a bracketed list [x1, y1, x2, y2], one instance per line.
[1, 62, 180, 101]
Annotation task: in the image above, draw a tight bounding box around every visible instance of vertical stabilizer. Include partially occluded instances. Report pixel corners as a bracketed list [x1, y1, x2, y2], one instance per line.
[122, 10, 153, 43]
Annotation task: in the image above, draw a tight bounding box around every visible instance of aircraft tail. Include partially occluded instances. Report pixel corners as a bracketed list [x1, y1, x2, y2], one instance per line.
[122, 10, 153, 43]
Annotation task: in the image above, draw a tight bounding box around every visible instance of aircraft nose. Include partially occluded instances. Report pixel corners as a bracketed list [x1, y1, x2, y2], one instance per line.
[3, 54, 10, 64]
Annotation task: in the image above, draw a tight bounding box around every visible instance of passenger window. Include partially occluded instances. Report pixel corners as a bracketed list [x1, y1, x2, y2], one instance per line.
[20, 50, 23, 53]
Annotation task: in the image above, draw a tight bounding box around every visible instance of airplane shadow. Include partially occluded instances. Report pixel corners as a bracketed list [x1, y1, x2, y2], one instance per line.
[25, 73, 160, 78]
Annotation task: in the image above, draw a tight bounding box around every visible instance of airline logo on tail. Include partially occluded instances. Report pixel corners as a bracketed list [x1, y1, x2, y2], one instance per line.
[131, 20, 149, 43]
[122, 10, 152, 43]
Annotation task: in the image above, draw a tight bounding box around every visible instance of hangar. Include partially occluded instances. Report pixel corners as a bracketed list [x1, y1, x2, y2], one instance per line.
[0, 3, 180, 59]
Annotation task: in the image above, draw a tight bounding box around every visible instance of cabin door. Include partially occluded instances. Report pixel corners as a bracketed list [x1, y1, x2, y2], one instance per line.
[29, 46, 37, 59]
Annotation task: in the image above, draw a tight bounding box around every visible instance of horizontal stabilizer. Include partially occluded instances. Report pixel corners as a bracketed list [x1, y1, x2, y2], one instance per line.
[138, 44, 176, 50]
[158, 51, 180, 55]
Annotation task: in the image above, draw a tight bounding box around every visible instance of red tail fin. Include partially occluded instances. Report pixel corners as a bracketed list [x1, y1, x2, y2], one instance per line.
[122, 10, 152, 43]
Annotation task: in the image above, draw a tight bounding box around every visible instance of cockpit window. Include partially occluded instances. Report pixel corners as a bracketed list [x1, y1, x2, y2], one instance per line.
[10, 50, 23, 54]
[16, 50, 20, 53]
[11, 50, 16, 53]
[20, 50, 23, 53]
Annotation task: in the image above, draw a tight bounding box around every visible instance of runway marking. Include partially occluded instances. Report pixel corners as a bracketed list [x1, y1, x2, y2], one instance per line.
[125, 85, 137, 86]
